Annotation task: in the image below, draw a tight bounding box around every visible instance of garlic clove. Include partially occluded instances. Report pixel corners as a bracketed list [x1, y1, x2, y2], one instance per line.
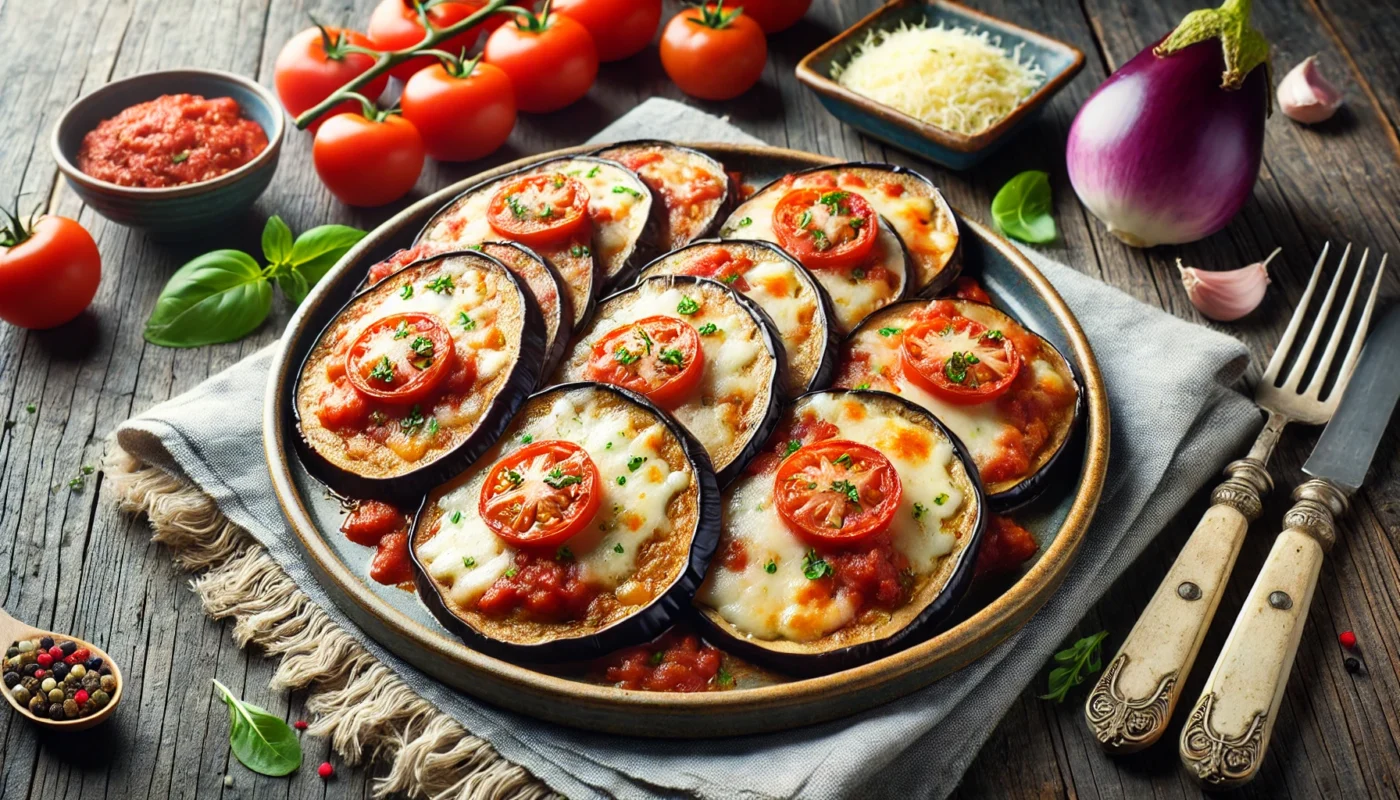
[1178, 247, 1277, 321]
[1277, 56, 1344, 124]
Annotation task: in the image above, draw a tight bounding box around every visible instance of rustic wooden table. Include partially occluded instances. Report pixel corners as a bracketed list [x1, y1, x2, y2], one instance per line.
[0, 0, 1396, 797]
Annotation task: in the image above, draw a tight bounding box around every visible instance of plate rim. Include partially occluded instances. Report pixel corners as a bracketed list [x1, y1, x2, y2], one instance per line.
[262, 142, 1110, 735]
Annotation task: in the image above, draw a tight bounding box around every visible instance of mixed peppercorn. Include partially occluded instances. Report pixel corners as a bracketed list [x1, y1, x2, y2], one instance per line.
[3, 636, 116, 721]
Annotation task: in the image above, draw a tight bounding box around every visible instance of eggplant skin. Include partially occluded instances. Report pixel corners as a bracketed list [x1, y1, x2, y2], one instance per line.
[407, 382, 723, 663]
[692, 389, 988, 676]
[590, 140, 732, 251]
[291, 250, 546, 503]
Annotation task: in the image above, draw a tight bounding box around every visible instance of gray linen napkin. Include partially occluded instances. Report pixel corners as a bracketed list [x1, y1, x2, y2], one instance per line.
[115, 99, 1260, 800]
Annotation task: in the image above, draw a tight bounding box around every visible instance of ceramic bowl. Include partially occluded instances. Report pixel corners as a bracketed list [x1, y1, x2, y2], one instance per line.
[50, 68, 283, 236]
[796, 0, 1085, 170]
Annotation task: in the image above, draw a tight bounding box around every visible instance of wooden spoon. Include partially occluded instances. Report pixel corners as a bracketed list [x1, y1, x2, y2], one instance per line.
[0, 607, 123, 731]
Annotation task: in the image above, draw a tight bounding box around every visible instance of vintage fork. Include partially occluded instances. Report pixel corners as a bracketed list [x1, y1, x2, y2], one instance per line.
[1084, 242, 1387, 753]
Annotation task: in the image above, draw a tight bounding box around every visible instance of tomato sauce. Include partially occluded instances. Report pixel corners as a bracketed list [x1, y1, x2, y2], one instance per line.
[745, 413, 840, 475]
[975, 514, 1039, 575]
[817, 531, 911, 612]
[341, 501, 416, 586]
[476, 551, 600, 622]
[77, 94, 267, 188]
[601, 631, 726, 692]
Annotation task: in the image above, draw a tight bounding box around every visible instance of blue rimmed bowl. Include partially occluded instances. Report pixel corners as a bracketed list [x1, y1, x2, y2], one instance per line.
[796, 0, 1085, 170]
[50, 68, 283, 236]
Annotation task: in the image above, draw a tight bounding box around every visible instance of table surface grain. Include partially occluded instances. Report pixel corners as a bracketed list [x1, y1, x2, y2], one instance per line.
[0, 0, 1397, 797]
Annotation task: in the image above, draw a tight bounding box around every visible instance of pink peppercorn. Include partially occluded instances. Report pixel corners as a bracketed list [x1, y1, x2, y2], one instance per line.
[36, 654, 52, 667]
[1339, 631, 1357, 649]
[294, 720, 308, 730]
[318, 762, 334, 779]
[74, 689, 89, 705]
[33, 670, 44, 680]
[47, 646, 63, 660]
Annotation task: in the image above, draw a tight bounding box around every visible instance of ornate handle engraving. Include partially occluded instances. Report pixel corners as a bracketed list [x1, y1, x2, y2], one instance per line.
[1180, 692, 1267, 786]
[1085, 653, 1175, 750]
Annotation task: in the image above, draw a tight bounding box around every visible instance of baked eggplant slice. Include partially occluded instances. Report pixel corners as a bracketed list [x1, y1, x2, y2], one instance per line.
[720, 161, 960, 296]
[409, 382, 721, 663]
[294, 250, 544, 500]
[638, 240, 838, 395]
[694, 389, 986, 676]
[360, 241, 572, 382]
[835, 298, 1083, 511]
[555, 275, 785, 487]
[592, 140, 731, 250]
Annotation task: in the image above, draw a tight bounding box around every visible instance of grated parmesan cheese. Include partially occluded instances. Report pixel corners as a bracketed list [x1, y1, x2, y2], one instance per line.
[832, 22, 1046, 137]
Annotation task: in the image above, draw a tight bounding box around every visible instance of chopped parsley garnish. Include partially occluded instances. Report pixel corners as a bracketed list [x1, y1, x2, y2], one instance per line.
[634, 326, 653, 354]
[613, 543, 625, 554]
[784, 439, 802, 456]
[934, 493, 949, 506]
[831, 479, 860, 505]
[24, 404, 35, 414]
[802, 550, 833, 580]
[505, 469, 524, 486]
[676, 295, 700, 315]
[551, 175, 565, 188]
[369, 356, 395, 383]
[913, 502, 927, 520]
[400, 405, 426, 433]
[556, 546, 574, 562]
[586, 165, 601, 179]
[986, 329, 1004, 341]
[171, 151, 190, 164]
[612, 185, 642, 199]
[737, 217, 752, 227]
[855, 382, 871, 390]
[616, 475, 627, 486]
[697, 322, 719, 336]
[715, 665, 735, 687]
[818, 190, 851, 216]
[506, 194, 531, 219]
[944, 352, 972, 384]
[649, 650, 665, 666]
[570, 243, 590, 258]
[451, 510, 463, 524]
[658, 348, 684, 366]
[851, 268, 866, 280]
[605, 441, 613, 449]
[426, 417, 440, 436]
[878, 327, 903, 337]
[393, 320, 411, 339]
[369, 411, 388, 426]
[520, 433, 534, 444]
[505, 567, 518, 578]
[543, 468, 582, 489]
[400, 284, 414, 299]
[427, 274, 455, 293]
[409, 336, 435, 368]
[764, 559, 777, 574]
[458, 312, 476, 330]
[834, 453, 853, 467]
[627, 456, 647, 472]
[808, 228, 831, 251]
[797, 210, 813, 230]
[722, 273, 739, 284]
[462, 556, 476, 568]
[614, 345, 640, 366]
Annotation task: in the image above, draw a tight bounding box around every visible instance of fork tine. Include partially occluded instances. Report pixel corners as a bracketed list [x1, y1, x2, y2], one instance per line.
[1264, 242, 1331, 383]
[1306, 248, 1370, 398]
[1330, 252, 1389, 402]
[1282, 242, 1351, 391]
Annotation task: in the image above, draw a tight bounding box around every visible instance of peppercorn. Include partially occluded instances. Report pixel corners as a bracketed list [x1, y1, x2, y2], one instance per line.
[59, 641, 76, 657]
[91, 689, 110, 708]
[62, 699, 78, 719]
[51, 662, 68, 681]
[47, 646, 63, 660]
[1339, 630, 1357, 649]
[99, 675, 116, 693]
[21, 677, 38, 692]
[47, 688, 64, 704]
[40, 677, 56, 693]
[318, 762, 334, 780]
[35, 653, 52, 668]
[38, 637, 53, 651]
[27, 695, 45, 714]
[16, 641, 34, 654]
[4, 647, 16, 659]
[69, 664, 86, 680]
[11, 687, 30, 706]
[84, 656, 103, 671]
[74, 689, 89, 705]
[82, 674, 100, 692]
[47, 703, 64, 721]
[1345, 656, 1362, 673]
[3, 672, 19, 688]
[21, 663, 38, 677]
[98, 666, 111, 676]
[294, 720, 308, 730]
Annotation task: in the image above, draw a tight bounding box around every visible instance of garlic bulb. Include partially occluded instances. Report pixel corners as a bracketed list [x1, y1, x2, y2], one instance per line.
[1277, 56, 1343, 124]
[1178, 248, 1277, 321]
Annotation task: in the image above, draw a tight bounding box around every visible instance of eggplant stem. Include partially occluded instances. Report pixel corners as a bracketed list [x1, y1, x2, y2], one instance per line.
[1155, 0, 1272, 101]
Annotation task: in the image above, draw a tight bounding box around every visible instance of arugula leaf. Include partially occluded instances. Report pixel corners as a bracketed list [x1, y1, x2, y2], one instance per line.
[991, 170, 1056, 244]
[1039, 631, 1109, 703]
[212, 679, 301, 777]
[261, 216, 293, 265]
[144, 251, 272, 347]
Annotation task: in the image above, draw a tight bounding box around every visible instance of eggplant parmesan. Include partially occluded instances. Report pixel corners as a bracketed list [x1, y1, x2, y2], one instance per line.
[721, 162, 959, 295]
[409, 383, 720, 662]
[592, 140, 730, 250]
[294, 251, 544, 499]
[835, 298, 1081, 509]
[556, 275, 784, 486]
[638, 240, 837, 395]
[363, 241, 572, 382]
[695, 390, 985, 675]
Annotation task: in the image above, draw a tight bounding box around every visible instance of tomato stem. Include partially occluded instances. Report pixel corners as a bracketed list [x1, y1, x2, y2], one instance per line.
[295, 0, 513, 130]
[686, 0, 743, 30]
[418, 48, 480, 78]
[343, 91, 401, 123]
[0, 199, 39, 249]
[500, 1, 550, 33]
[309, 15, 350, 62]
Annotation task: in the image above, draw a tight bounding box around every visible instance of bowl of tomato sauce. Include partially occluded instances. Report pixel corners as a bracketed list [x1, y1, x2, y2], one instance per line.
[51, 68, 284, 236]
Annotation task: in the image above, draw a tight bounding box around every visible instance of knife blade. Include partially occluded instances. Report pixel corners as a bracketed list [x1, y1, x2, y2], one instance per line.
[1304, 304, 1400, 492]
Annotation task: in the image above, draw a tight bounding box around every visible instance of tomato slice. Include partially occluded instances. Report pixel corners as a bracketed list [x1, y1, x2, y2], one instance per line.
[344, 312, 455, 405]
[677, 247, 752, 291]
[774, 440, 902, 544]
[479, 440, 602, 548]
[583, 315, 705, 407]
[900, 315, 1021, 405]
[487, 173, 591, 246]
[772, 188, 878, 270]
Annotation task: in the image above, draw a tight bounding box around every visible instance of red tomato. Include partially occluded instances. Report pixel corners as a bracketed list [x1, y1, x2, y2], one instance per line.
[345, 312, 454, 403]
[552, 0, 661, 62]
[0, 214, 101, 330]
[486, 174, 591, 246]
[584, 315, 705, 407]
[900, 316, 1021, 405]
[660, 3, 766, 100]
[274, 26, 389, 132]
[484, 7, 598, 113]
[369, 530, 415, 585]
[774, 440, 901, 544]
[739, 0, 811, 33]
[479, 440, 602, 548]
[367, 0, 488, 80]
[402, 57, 516, 161]
[341, 500, 405, 546]
[773, 188, 878, 270]
[313, 110, 425, 207]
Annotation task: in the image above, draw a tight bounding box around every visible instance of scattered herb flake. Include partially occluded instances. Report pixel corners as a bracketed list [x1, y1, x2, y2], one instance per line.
[463, 556, 476, 568]
[556, 545, 574, 562]
[451, 510, 463, 524]
[400, 284, 413, 299]
[505, 566, 518, 578]
[392, 320, 411, 340]
[400, 406, 426, 433]
[613, 543, 624, 554]
[764, 559, 777, 574]
[934, 493, 949, 506]
[543, 467, 582, 489]
[627, 456, 647, 472]
[658, 348, 684, 366]
[913, 502, 927, 520]
[369, 356, 395, 383]
[616, 475, 627, 486]
[612, 185, 642, 199]
[878, 327, 903, 337]
[676, 296, 700, 315]
[802, 550, 833, 580]
[785, 439, 802, 457]
[427, 274, 454, 293]
[520, 433, 534, 444]
[458, 312, 476, 330]
[171, 151, 190, 164]
[697, 322, 719, 336]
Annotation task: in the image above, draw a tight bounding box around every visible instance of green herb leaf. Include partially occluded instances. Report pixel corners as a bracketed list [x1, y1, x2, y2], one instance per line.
[784, 439, 802, 457]
[649, 650, 665, 666]
[463, 556, 476, 568]
[451, 510, 463, 524]
[991, 170, 1056, 244]
[505, 566, 518, 578]
[570, 244, 590, 258]
[393, 321, 411, 339]
[556, 545, 574, 562]
[627, 456, 647, 471]
[986, 329, 1004, 341]
[737, 217, 752, 227]
[369, 356, 395, 383]
[544, 467, 582, 489]
[586, 165, 601, 179]
[458, 312, 476, 330]
[764, 559, 777, 574]
[802, 550, 833, 580]
[676, 296, 700, 315]
[855, 382, 871, 391]
[616, 475, 627, 486]
[614, 345, 640, 366]
[658, 348, 685, 366]
[913, 502, 926, 520]
[144, 251, 272, 347]
[275, 269, 309, 307]
[944, 352, 970, 384]
[427, 274, 455, 294]
[934, 493, 949, 505]
[212, 679, 301, 777]
[714, 665, 735, 687]
[285, 225, 367, 303]
[400, 284, 414, 300]
[1039, 631, 1109, 703]
[878, 327, 903, 337]
[401, 406, 426, 433]
[612, 185, 642, 198]
[261, 216, 294, 266]
[520, 433, 534, 444]
[831, 479, 860, 505]
[697, 322, 719, 336]
[171, 150, 190, 164]
[834, 453, 853, 467]
[614, 543, 625, 554]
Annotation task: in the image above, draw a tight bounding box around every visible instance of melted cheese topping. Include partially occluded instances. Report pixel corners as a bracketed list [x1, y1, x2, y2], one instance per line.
[531, 159, 649, 279]
[721, 194, 906, 332]
[698, 394, 967, 642]
[832, 22, 1046, 137]
[416, 389, 692, 607]
[560, 280, 773, 472]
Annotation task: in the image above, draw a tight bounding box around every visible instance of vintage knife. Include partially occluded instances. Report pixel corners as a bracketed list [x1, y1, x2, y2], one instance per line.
[1179, 304, 1400, 788]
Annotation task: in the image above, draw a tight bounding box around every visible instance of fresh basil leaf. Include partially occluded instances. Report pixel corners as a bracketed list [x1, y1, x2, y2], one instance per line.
[991, 170, 1056, 244]
[144, 250, 272, 347]
[261, 215, 294, 266]
[277, 269, 311, 306]
[212, 679, 302, 777]
[288, 224, 367, 290]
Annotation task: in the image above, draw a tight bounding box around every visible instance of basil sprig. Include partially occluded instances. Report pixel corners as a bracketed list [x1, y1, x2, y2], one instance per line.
[1039, 630, 1109, 703]
[212, 679, 302, 777]
[144, 216, 366, 347]
[991, 170, 1056, 244]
